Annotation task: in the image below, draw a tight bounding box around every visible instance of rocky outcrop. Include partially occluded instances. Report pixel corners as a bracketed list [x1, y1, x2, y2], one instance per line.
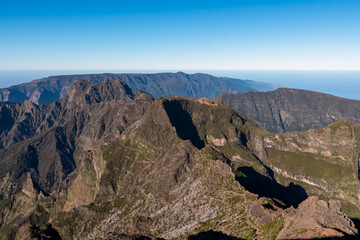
[278, 196, 357, 239]
[196, 97, 219, 106]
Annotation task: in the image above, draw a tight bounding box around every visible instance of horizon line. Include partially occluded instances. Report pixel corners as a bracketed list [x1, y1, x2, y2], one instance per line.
[1, 69, 360, 71]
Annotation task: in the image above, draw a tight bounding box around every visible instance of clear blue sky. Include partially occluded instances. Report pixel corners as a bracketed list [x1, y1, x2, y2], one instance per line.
[1, 0, 359, 70]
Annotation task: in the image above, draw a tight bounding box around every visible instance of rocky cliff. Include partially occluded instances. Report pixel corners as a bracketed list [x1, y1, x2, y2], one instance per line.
[217, 88, 360, 133]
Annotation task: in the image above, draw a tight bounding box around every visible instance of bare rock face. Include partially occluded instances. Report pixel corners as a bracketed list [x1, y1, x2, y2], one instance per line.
[278, 196, 357, 239]
[196, 97, 219, 106]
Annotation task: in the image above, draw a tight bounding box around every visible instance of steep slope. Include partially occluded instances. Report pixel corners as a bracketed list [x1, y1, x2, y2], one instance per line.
[0, 72, 277, 105]
[0, 78, 153, 149]
[217, 88, 360, 133]
[0, 79, 154, 239]
[0, 80, 357, 239]
[257, 120, 360, 223]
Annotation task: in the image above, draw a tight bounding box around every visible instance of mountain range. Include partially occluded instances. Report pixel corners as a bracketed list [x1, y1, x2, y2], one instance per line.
[3, 72, 360, 135]
[0, 72, 277, 105]
[0, 77, 359, 239]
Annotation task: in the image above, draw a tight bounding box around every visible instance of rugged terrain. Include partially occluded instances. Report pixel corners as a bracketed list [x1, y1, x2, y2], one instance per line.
[0, 79, 358, 239]
[217, 88, 360, 132]
[0, 72, 276, 105]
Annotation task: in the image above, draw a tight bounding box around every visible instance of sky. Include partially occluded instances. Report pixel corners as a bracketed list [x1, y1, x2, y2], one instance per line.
[0, 0, 359, 70]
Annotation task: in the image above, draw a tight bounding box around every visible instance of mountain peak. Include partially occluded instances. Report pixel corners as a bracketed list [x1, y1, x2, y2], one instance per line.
[21, 99, 39, 113]
[66, 78, 136, 105]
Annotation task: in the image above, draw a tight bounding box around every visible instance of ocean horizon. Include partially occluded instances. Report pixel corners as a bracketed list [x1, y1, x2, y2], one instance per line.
[0, 70, 359, 100]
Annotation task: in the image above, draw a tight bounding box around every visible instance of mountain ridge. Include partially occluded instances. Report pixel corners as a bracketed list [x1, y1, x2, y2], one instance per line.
[216, 87, 360, 133]
[0, 72, 277, 105]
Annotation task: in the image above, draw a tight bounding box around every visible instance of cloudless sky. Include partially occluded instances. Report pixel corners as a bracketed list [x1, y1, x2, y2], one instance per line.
[0, 0, 359, 70]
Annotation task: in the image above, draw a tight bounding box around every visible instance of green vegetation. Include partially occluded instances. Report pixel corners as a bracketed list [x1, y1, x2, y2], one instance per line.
[267, 148, 354, 184]
[258, 216, 284, 240]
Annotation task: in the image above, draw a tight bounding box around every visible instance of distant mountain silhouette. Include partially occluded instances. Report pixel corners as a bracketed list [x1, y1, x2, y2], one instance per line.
[0, 72, 277, 105]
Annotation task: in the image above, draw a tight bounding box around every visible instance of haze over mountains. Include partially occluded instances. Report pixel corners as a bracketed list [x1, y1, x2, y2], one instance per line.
[0, 72, 277, 105]
[0, 76, 360, 239]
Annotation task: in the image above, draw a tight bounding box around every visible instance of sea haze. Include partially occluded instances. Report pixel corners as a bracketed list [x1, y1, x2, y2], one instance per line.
[203, 70, 360, 100]
[0, 70, 359, 100]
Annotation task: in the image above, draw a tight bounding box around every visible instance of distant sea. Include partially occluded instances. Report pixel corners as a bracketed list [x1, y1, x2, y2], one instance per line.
[0, 70, 360, 100]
